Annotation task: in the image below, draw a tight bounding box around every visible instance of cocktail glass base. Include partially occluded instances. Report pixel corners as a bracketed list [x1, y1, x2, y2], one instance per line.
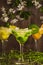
[15, 60, 29, 65]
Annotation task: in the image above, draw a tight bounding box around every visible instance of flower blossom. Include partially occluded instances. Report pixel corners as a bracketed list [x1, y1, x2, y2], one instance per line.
[2, 13, 7, 17]
[16, 15, 24, 20]
[1, 17, 9, 22]
[9, 8, 16, 13]
[7, 0, 12, 4]
[32, 0, 42, 8]
[10, 18, 18, 24]
[1, 6, 6, 13]
[17, 4, 24, 11]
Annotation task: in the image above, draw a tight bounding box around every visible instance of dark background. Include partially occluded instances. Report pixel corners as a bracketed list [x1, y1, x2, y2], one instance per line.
[0, 0, 43, 53]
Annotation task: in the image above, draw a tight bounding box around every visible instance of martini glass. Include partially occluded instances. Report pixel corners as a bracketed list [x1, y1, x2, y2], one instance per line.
[0, 27, 11, 56]
[32, 32, 42, 51]
[28, 24, 40, 51]
[28, 24, 43, 65]
[12, 27, 32, 65]
[32, 24, 43, 51]
[32, 25, 43, 65]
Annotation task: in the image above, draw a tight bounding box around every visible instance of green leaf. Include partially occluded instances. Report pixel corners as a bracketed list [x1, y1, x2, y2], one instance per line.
[28, 24, 39, 34]
[40, 6, 43, 13]
[8, 13, 15, 19]
[26, 0, 34, 7]
[20, 11, 31, 20]
[5, 22, 10, 27]
[12, 0, 20, 7]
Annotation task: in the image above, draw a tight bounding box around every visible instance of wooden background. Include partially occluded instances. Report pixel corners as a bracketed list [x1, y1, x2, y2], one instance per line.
[0, 0, 43, 54]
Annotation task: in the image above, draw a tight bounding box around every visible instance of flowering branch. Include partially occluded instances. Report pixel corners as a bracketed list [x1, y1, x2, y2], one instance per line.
[0, 0, 42, 26]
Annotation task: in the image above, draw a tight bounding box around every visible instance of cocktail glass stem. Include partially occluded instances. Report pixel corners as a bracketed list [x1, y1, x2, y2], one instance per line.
[35, 40, 38, 51]
[19, 43, 24, 62]
[2, 40, 8, 56]
[2, 40, 5, 55]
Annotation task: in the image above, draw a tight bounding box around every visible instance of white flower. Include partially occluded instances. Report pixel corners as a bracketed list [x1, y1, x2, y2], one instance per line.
[32, 0, 41, 8]
[10, 19, 18, 24]
[16, 15, 24, 20]
[1, 7, 6, 12]
[13, 10, 16, 13]
[16, 15, 20, 19]
[18, 5, 24, 10]
[9, 8, 16, 13]
[9, 8, 13, 12]
[32, 0, 39, 6]
[36, 4, 42, 8]
[7, 0, 12, 4]
[35, 1, 39, 6]
[18, 4, 21, 8]
[1, 16, 9, 22]
[21, 1, 26, 6]
[3, 17, 9, 22]
[2, 13, 7, 17]
[17, 4, 24, 10]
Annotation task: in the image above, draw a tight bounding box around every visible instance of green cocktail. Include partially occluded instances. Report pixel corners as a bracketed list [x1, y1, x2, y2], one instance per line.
[13, 27, 32, 44]
[12, 27, 32, 64]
